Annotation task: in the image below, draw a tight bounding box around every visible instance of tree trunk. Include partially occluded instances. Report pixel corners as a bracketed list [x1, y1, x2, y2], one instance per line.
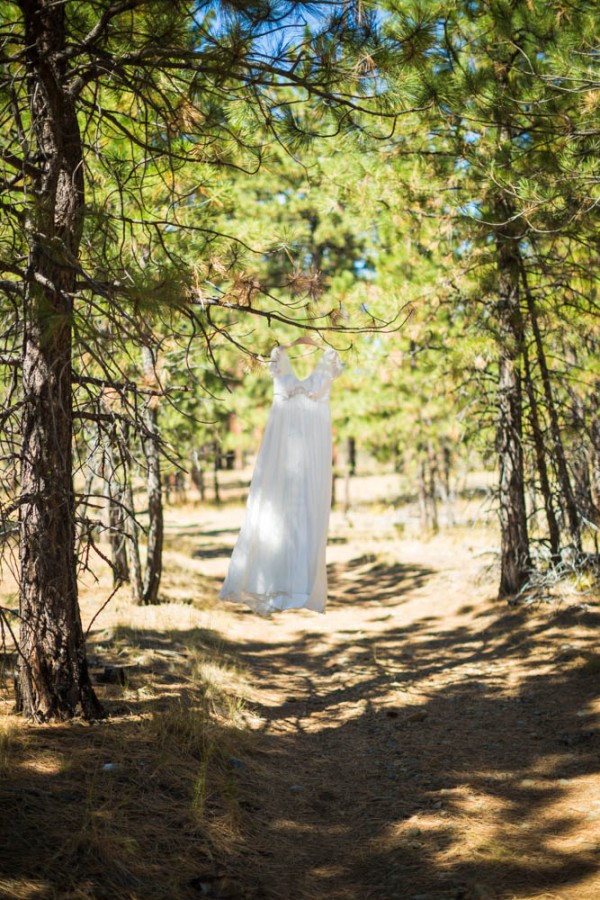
[213, 439, 221, 504]
[519, 263, 581, 552]
[343, 468, 351, 516]
[590, 405, 600, 526]
[17, 1, 102, 720]
[568, 387, 595, 533]
[103, 429, 128, 585]
[347, 437, 357, 476]
[191, 449, 206, 501]
[417, 454, 428, 530]
[438, 444, 455, 527]
[495, 227, 530, 597]
[141, 344, 163, 604]
[426, 441, 439, 534]
[123, 466, 144, 605]
[522, 341, 560, 560]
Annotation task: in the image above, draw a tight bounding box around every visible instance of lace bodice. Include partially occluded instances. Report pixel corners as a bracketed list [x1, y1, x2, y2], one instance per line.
[269, 346, 343, 402]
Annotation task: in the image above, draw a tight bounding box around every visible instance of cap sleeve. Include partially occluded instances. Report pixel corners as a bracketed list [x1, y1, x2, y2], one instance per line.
[323, 347, 343, 380]
[269, 346, 284, 378]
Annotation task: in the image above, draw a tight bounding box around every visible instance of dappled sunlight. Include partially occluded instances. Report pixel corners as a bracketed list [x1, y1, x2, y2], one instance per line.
[1, 502, 599, 898]
[17, 756, 65, 777]
[0, 880, 51, 899]
[196, 509, 600, 898]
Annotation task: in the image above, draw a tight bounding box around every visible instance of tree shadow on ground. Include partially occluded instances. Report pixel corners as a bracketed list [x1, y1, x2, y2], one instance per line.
[1, 554, 599, 899]
[212, 553, 599, 899]
[327, 555, 436, 608]
[166, 525, 241, 539]
[192, 545, 234, 560]
[0, 618, 256, 900]
[235, 669, 599, 900]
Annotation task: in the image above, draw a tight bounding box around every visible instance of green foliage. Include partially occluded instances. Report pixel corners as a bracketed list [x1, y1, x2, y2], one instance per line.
[1, 0, 598, 564]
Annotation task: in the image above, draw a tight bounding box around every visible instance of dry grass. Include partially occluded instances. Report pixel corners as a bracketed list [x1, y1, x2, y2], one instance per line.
[0, 672, 258, 899]
[1, 492, 599, 899]
[0, 529, 262, 899]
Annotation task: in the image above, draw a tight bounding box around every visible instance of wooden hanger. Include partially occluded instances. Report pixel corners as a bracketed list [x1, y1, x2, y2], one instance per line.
[279, 334, 320, 350]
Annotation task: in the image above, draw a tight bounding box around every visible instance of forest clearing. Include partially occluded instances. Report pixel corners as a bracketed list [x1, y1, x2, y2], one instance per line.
[1, 473, 599, 899]
[1, 2, 599, 899]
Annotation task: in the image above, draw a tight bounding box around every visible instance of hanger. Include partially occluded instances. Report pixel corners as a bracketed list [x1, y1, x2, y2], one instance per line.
[279, 334, 321, 350]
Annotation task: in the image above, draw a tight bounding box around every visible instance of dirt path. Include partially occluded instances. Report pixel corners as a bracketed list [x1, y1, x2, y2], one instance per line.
[197, 506, 600, 900]
[1, 501, 599, 900]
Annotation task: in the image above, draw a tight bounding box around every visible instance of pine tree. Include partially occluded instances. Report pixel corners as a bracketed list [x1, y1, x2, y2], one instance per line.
[0, 0, 401, 720]
[381, 0, 599, 595]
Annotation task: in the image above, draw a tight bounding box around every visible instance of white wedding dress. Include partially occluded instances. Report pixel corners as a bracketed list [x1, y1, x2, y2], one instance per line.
[219, 345, 343, 616]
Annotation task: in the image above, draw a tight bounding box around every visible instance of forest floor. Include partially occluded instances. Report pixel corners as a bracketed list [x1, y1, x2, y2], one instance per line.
[1, 476, 599, 900]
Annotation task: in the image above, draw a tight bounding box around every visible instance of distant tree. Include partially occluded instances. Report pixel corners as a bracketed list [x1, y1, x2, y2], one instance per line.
[380, 0, 599, 595]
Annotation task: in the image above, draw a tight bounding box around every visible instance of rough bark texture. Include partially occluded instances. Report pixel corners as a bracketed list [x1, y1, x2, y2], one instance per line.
[17, 0, 103, 720]
[590, 406, 600, 526]
[520, 265, 581, 552]
[568, 388, 596, 533]
[141, 345, 163, 604]
[522, 342, 560, 560]
[495, 228, 530, 597]
[123, 471, 144, 605]
[103, 430, 129, 586]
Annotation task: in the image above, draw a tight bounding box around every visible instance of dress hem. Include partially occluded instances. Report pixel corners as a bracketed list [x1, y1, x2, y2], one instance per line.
[219, 589, 326, 617]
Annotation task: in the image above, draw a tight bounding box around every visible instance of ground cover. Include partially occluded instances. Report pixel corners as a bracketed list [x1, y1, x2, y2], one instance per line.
[1, 485, 598, 899]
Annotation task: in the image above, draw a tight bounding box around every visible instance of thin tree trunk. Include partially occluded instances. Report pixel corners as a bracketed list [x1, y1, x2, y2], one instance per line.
[141, 344, 163, 604]
[417, 454, 428, 530]
[519, 262, 581, 552]
[438, 444, 455, 527]
[108, 494, 128, 584]
[191, 449, 206, 501]
[347, 437, 357, 476]
[495, 227, 530, 597]
[103, 430, 128, 585]
[343, 438, 353, 514]
[343, 468, 351, 516]
[568, 388, 595, 532]
[522, 341, 560, 560]
[213, 439, 221, 504]
[76, 450, 96, 552]
[427, 441, 439, 533]
[590, 406, 600, 526]
[123, 465, 144, 605]
[590, 405, 600, 554]
[17, 2, 102, 720]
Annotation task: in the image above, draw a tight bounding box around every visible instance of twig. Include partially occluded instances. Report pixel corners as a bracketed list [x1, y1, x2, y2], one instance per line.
[85, 582, 123, 637]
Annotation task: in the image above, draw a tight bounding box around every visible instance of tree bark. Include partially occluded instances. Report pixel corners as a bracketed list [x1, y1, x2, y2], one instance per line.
[123, 465, 144, 605]
[347, 437, 357, 476]
[519, 263, 581, 552]
[17, 0, 102, 720]
[495, 226, 530, 597]
[522, 341, 560, 560]
[191, 448, 206, 501]
[141, 344, 163, 604]
[213, 438, 221, 504]
[567, 386, 595, 533]
[438, 444, 455, 527]
[417, 453, 428, 530]
[590, 403, 600, 527]
[426, 441, 439, 534]
[103, 429, 128, 586]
